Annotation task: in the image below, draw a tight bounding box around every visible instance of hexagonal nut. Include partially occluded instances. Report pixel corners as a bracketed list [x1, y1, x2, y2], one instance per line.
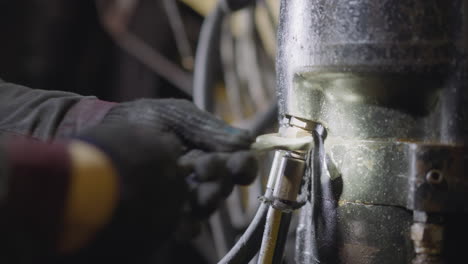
[411, 223, 444, 243]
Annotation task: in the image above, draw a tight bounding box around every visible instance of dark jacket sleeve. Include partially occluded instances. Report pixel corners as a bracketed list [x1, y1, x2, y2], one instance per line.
[0, 79, 116, 140]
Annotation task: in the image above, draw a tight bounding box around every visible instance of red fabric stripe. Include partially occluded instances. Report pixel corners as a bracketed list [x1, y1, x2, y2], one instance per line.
[56, 98, 116, 137]
[4, 138, 71, 256]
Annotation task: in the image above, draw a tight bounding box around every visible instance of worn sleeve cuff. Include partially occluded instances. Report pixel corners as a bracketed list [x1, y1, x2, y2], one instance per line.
[56, 98, 117, 138]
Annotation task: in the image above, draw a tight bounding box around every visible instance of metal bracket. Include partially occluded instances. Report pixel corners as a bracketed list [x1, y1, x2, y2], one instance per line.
[324, 139, 468, 212]
[407, 144, 468, 212]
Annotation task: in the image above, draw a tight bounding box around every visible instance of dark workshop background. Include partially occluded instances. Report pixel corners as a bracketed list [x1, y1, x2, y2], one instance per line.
[0, 0, 201, 101]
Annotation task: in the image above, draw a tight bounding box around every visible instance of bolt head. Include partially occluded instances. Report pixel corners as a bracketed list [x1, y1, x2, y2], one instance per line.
[425, 169, 443, 184]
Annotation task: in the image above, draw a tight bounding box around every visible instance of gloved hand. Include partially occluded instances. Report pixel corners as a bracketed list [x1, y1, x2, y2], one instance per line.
[64, 99, 257, 262]
[101, 99, 257, 216]
[101, 98, 252, 152]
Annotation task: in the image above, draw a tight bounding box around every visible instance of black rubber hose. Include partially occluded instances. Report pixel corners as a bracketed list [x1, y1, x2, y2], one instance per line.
[193, 2, 228, 111]
[193, 1, 267, 263]
[193, 0, 256, 111]
[217, 203, 268, 264]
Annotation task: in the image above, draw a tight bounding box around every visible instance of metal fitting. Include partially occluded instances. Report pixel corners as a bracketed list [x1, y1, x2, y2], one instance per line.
[411, 211, 445, 264]
[411, 223, 444, 255]
[272, 153, 306, 208]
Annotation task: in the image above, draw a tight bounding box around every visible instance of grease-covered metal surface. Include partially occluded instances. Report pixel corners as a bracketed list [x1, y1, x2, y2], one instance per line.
[335, 203, 413, 264]
[276, 0, 468, 143]
[277, 0, 460, 72]
[294, 138, 468, 263]
[325, 140, 468, 212]
[297, 202, 414, 264]
[326, 139, 410, 207]
[287, 73, 437, 140]
[276, 0, 468, 263]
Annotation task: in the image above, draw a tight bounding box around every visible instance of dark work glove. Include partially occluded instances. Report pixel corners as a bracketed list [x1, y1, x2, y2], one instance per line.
[101, 99, 252, 152]
[100, 99, 257, 233]
[57, 99, 257, 263]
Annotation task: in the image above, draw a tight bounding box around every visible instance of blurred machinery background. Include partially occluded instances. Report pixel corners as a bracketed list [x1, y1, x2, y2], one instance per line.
[0, 0, 279, 263]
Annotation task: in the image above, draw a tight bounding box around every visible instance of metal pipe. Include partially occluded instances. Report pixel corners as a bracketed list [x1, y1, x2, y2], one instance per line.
[257, 207, 283, 264]
[258, 153, 306, 264]
[216, 151, 284, 264]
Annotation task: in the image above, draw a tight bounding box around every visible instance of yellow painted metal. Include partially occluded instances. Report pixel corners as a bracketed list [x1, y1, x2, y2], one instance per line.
[181, 0, 217, 16]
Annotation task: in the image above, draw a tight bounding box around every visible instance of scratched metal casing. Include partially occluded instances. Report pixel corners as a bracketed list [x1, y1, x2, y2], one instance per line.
[277, 0, 468, 144]
[276, 0, 468, 263]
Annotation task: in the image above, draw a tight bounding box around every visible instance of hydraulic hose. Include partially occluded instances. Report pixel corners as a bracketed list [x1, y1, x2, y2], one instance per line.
[217, 150, 283, 264]
[193, 0, 256, 111]
[257, 154, 306, 264]
[192, 1, 265, 262]
[217, 203, 268, 264]
[193, 2, 228, 111]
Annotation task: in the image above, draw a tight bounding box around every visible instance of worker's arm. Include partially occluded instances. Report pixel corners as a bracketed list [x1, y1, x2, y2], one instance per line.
[0, 138, 119, 262]
[0, 78, 257, 261]
[0, 124, 256, 263]
[0, 79, 115, 140]
[0, 126, 190, 262]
